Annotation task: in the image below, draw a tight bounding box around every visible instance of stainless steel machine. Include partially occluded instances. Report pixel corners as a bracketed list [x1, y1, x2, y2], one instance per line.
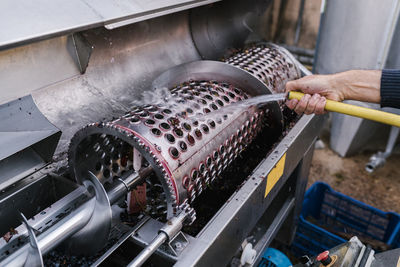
[0, 1, 324, 266]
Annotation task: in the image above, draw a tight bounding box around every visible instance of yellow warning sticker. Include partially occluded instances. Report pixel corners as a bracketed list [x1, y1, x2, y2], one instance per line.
[265, 153, 286, 198]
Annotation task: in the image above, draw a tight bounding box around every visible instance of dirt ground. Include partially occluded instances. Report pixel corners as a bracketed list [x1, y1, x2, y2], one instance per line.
[308, 135, 400, 214]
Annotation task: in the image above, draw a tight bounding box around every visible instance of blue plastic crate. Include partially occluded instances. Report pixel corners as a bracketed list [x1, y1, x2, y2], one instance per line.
[291, 182, 400, 257]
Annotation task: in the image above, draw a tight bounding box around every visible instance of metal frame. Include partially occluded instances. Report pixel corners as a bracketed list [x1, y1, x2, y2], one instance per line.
[0, 0, 325, 264]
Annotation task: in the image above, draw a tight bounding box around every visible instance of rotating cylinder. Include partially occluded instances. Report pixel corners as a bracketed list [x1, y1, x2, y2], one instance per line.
[224, 43, 300, 93]
[68, 44, 300, 221]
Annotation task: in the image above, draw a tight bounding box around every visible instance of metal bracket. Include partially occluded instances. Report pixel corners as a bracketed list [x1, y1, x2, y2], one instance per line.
[66, 33, 93, 74]
[365, 126, 400, 173]
[160, 231, 189, 257]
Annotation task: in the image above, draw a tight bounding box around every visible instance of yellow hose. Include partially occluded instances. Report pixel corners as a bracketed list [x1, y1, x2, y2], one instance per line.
[288, 91, 400, 127]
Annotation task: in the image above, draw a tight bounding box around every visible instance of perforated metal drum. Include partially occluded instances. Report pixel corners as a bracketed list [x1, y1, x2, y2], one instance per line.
[68, 45, 300, 221]
[224, 43, 300, 93]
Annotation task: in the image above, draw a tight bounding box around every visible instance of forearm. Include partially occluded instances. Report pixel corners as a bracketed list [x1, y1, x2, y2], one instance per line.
[285, 68, 400, 115]
[333, 70, 381, 103]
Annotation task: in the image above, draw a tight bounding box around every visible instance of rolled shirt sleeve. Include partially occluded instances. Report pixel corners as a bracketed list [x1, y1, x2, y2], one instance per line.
[381, 69, 400, 108]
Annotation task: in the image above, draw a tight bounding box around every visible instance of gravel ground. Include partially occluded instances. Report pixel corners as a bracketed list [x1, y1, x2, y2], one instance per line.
[308, 142, 400, 214]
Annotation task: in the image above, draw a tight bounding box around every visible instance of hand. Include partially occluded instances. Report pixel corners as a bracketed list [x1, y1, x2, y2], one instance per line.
[285, 70, 381, 115]
[285, 74, 345, 115]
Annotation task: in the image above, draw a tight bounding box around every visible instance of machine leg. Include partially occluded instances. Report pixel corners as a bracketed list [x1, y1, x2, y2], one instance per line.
[366, 126, 399, 173]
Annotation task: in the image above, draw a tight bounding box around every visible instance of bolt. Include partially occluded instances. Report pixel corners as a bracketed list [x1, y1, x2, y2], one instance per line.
[174, 242, 183, 250]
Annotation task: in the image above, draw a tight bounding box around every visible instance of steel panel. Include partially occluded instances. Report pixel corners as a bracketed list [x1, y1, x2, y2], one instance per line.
[0, 0, 222, 50]
[0, 96, 61, 190]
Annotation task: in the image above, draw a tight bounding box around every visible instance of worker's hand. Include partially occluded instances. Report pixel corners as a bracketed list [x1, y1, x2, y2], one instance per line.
[285, 74, 345, 115]
[285, 70, 382, 115]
